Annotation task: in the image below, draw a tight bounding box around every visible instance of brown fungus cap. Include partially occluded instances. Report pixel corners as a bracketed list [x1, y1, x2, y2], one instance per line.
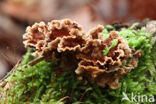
[76, 27, 142, 89]
[23, 19, 142, 89]
[23, 19, 87, 56]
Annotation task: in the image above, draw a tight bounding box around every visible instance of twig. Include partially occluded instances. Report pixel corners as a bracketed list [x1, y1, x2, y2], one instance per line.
[58, 96, 70, 102]
[0, 59, 21, 83]
[79, 87, 93, 102]
[0, 56, 46, 83]
[24, 56, 45, 68]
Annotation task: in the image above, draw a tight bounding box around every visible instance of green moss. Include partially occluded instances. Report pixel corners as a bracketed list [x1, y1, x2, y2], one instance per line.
[0, 23, 156, 104]
[103, 39, 118, 55]
[119, 27, 152, 51]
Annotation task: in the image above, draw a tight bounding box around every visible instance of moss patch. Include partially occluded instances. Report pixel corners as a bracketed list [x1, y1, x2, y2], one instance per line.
[0, 24, 156, 104]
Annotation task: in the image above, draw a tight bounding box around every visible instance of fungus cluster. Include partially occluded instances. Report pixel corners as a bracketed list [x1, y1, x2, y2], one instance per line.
[23, 19, 142, 89]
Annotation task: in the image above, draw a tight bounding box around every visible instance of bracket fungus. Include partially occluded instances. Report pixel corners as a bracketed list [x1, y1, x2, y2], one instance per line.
[23, 19, 142, 89]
